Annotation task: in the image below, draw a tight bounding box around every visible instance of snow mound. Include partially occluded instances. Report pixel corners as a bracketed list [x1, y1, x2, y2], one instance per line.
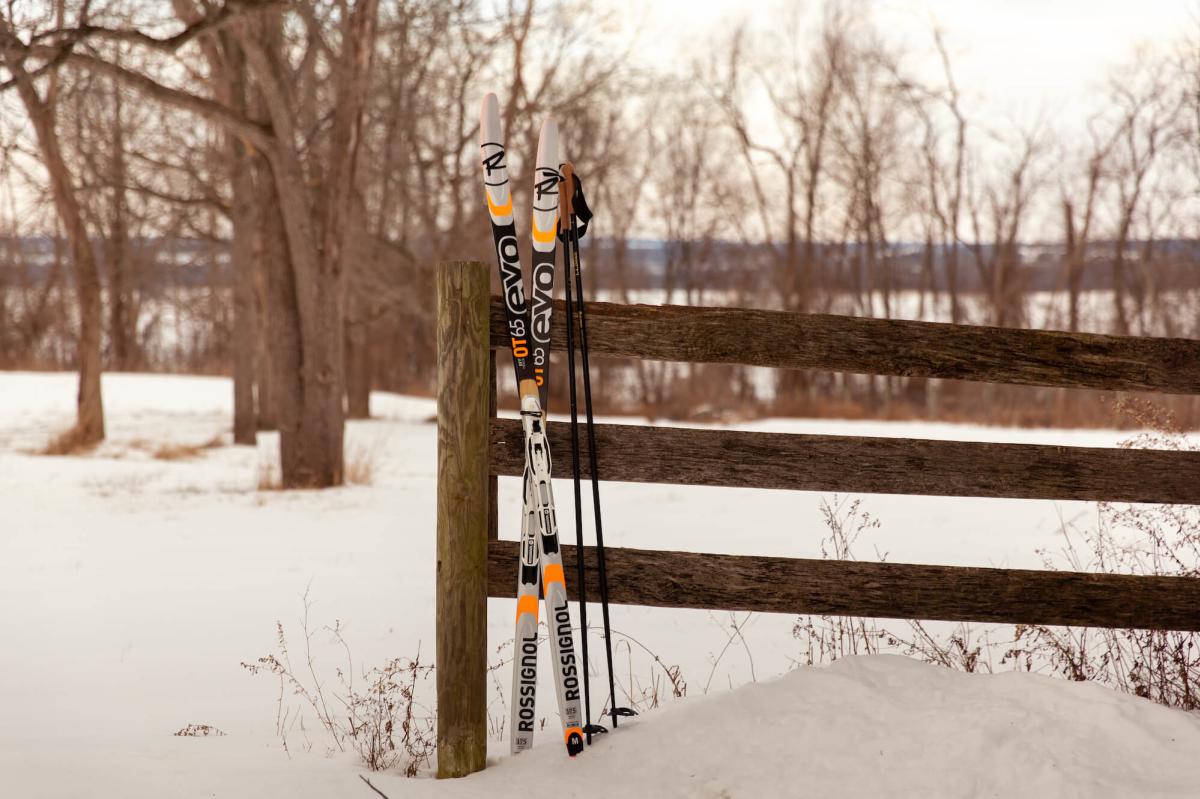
[470, 656, 1200, 798]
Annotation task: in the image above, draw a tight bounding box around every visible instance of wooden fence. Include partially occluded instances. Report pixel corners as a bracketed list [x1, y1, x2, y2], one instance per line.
[434, 259, 1200, 777]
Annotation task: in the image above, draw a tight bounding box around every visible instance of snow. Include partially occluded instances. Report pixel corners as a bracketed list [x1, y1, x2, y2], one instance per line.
[463, 656, 1200, 798]
[2, 371, 1197, 797]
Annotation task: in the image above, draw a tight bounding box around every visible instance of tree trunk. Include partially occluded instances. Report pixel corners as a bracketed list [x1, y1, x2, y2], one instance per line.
[249, 116, 277, 432]
[225, 39, 258, 445]
[254, 255, 277, 431]
[1063, 200, 1078, 333]
[230, 152, 258, 444]
[945, 236, 960, 325]
[235, 0, 377, 487]
[106, 77, 135, 371]
[1113, 226, 1131, 335]
[261, 145, 346, 487]
[345, 309, 371, 419]
[258, 172, 319, 483]
[344, 205, 371, 420]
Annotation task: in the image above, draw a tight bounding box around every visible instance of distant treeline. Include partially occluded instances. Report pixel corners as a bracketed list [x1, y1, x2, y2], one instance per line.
[6, 235, 1200, 293]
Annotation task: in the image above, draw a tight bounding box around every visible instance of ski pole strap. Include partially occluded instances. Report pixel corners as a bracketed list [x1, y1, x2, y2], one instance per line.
[557, 163, 592, 241]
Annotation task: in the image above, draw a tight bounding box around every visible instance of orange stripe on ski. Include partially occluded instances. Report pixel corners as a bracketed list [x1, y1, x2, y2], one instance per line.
[486, 190, 512, 217]
[543, 562, 565, 587]
[532, 214, 558, 243]
[515, 594, 538, 622]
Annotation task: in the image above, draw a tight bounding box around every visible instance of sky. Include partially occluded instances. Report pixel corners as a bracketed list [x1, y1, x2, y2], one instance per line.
[603, 0, 1199, 240]
[5, 1, 1196, 235]
[619, 0, 1196, 133]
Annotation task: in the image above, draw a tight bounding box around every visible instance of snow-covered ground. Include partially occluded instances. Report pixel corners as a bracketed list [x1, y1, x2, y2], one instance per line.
[2, 371, 1198, 797]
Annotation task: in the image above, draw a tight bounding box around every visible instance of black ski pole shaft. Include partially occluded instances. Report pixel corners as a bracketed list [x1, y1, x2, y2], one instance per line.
[563, 165, 630, 727]
[559, 167, 595, 744]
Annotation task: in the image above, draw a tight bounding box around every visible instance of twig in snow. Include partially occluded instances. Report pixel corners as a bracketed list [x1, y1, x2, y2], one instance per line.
[359, 774, 390, 798]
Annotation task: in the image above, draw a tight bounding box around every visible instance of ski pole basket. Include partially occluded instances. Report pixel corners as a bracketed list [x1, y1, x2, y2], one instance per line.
[435, 259, 1200, 777]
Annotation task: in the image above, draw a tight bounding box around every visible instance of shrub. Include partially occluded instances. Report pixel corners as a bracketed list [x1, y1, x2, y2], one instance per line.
[794, 402, 1200, 711]
[242, 592, 435, 775]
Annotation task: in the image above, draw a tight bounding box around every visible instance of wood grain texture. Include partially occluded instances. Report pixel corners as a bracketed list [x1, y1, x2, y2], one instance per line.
[487, 349, 498, 542]
[436, 261, 489, 778]
[490, 418, 1200, 504]
[487, 540, 1200, 631]
[489, 297, 1200, 394]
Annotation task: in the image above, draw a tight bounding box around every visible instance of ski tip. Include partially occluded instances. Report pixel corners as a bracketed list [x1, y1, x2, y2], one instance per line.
[480, 93, 501, 146]
[531, 118, 561, 250]
[480, 93, 512, 221]
[565, 728, 584, 757]
[536, 118, 559, 172]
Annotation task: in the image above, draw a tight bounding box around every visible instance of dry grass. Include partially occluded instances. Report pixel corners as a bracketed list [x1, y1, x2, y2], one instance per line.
[792, 408, 1200, 711]
[254, 440, 380, 491]
[256, 458, 282, 491]
[1006, 404, 1200, 709]
[345, 440, 382, 486]
[40, 425, 101, 456]
[82, 470, 156, 497]
[502, 362, 1200, 431]
[174, 723, 226, 737]
[152, 434, 225, 461]
[242, 591, 436, 775]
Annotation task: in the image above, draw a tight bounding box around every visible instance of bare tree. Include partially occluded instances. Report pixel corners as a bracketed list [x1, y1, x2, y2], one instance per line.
[714, 7, 846, 315]
[1106, 53, 1182, 335]
[1, 1, 106, 446]
[48, 0, 380, 484]
[1060, 117, 1116, 332]
[902, 25, 968, 324]
[967, 127, 1043, 328]
[832, 24, 904, 321]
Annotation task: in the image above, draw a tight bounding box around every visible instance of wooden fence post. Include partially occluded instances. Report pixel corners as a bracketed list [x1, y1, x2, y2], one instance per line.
[436, 260, 490, 778]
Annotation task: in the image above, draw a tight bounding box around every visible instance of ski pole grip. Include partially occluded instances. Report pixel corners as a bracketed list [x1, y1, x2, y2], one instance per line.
[559, 162, 575, 232]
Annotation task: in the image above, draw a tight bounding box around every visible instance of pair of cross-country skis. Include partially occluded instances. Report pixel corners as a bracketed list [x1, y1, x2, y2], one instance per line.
[479, 93, 631, 757]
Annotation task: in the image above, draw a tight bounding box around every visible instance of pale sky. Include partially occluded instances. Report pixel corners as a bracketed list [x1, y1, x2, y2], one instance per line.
[604, 0, 1199, 240]
[619, 0, 1196, 133]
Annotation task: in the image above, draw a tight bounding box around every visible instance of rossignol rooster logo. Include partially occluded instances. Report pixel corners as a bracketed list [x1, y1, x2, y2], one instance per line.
[482, 149, 505, 176]
[534, 168, 559, 203]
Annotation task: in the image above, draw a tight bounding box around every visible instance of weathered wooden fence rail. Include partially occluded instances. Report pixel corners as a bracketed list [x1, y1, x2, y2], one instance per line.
[491, 298, 1200, 393]
[490, 418, 1200, 503]
[436, 259, 1200, 777]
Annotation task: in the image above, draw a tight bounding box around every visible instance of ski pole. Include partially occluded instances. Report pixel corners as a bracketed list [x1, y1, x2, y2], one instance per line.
[562, 162, 636, 728]
[558, 163, 599, 743]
